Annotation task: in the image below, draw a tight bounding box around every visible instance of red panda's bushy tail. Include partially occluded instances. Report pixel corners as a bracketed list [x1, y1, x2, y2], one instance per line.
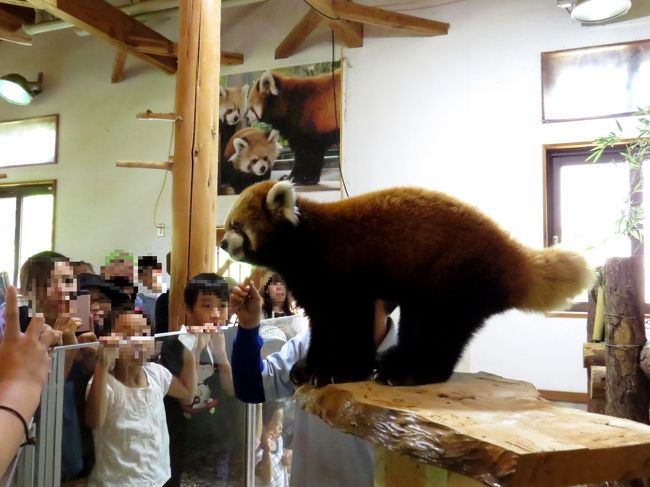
[516, 247, 595, 312]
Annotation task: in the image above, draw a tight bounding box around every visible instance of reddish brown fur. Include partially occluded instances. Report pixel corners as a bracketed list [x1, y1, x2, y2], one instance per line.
[225, 181, 593, 385]
[249, 69, 341, 136]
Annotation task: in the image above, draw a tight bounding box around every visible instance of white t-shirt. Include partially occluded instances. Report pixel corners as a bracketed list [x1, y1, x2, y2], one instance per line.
[86, 362, 173, 487]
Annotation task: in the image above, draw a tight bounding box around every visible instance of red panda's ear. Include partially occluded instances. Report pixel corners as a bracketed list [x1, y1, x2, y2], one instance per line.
[228, 138, 248, 162]
[266, 181, 298, 226]
[266, 129, 280, 144]
[259, 71, 279, 96]
[219, 86, 227, 99]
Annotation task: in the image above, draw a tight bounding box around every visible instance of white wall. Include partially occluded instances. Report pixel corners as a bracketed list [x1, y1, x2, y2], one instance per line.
[1, 0, 649, 391]
[342, 0, 650, 392]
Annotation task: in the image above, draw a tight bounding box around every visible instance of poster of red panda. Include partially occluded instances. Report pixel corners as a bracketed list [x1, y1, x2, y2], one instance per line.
[218, 62, 342, 196]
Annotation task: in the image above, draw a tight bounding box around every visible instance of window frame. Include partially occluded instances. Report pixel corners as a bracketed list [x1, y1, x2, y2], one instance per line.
[543, 141, 644, 313]
[0, 114, 59, 169]
[0, 180, 57, 285]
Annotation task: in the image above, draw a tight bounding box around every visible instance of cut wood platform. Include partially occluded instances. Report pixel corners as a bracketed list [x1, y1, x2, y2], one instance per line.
[295, 372, 650, 487]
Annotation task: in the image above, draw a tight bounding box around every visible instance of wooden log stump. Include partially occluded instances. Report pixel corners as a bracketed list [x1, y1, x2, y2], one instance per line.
[603, 257, 648, 424]
[296, 372, 650, 487]
[590, 365, 606, 399]
[584, 342, 606, 368]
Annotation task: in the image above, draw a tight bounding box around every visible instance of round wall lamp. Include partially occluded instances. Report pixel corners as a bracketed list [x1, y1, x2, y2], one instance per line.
[571, 0, 632, 23]
[0, 72, 43, 105]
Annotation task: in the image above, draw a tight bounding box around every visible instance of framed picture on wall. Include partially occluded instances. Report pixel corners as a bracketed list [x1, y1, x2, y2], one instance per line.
[541, 39, 650, 123]
[218, 61, 342, 196]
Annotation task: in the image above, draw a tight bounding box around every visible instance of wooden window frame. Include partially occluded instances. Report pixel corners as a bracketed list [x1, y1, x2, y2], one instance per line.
[0, 114, 59, 169]
[0, 180, 57, 285]
[543, 141, 645, 314]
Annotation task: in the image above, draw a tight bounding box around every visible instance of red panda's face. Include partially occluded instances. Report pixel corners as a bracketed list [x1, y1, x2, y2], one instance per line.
[247, 71, 278, 125]
[219, 85, 249, 126]
[221, 181, 298, 263]
[229, 129, 281, 176]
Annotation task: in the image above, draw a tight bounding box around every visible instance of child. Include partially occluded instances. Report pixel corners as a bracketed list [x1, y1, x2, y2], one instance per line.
[85, 309, 205, 487]
[256, 401, 289, 487]
[161, 273, 235, 487]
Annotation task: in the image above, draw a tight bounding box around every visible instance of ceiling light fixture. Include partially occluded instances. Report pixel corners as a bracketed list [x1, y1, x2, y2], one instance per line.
[570, 0, 632, 23]
[0, 73, 43, 105]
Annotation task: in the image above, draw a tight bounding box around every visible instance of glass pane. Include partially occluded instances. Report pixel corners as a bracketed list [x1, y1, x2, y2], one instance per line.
[18, 194, 54, 289]
[49, 332, 248, 486]
[0, 115, 57, 168]
[0, 197, 16, 285]
[560, 163, 631, 267]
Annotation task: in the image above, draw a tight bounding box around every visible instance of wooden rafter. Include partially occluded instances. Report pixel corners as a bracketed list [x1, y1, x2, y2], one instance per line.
[26, 0, 177, 74]
[0, 0, 31, 7]
[130, 37, 244, 65]
[281, 0, 449, 58]
[323, 16, 363, 48]
[0, 5, 24, 31]
[331, 0, 449, 36]
[276, 8, 322, 59]
[111, 50, 127, 84]
[0, 26, 30, 44]
[305, 0, 363, 48]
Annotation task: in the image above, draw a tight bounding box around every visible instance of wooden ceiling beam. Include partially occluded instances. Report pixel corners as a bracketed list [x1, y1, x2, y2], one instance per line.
[0, 25, 31, 44]
[26, 0, 177, 73]
[275, 8, 322, 59]
[305, 0, 363, 48]
[323, 16, 363, 48]
[111, 49, 127, 84]
[332, 0, 449, 36]
[131, 37, 243, 65]
[0, 0, 31, 7]
[0, 5, 24, 30]
[221, 50, 244, 65]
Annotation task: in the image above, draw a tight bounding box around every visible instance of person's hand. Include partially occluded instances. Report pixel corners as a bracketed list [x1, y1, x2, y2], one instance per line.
[97, 334, 122, 370]
[188, 324, 217, 356]
[54, 315, 82, 345]
[0, 286, 61, 416]
[230, 278, 262, 329]
[210, 329, 228, 362]
[260, 427, 277, 452]
[282, 448, 292, 467]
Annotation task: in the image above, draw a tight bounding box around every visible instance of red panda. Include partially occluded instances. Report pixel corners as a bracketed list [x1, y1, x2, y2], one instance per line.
[219, 85, 249, 194]
[247, 69, 340, 185]
[220, 128, 282, 194]
[221, 181, 594, 386]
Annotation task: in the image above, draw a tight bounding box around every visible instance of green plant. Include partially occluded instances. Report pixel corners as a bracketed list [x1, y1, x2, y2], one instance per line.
[587, 107, 650, 242]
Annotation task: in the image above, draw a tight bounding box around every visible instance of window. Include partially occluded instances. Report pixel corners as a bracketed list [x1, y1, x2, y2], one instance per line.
[544, 143, 647, 310]
[0, 181, 56, 286]
[0, 115, 58, 168]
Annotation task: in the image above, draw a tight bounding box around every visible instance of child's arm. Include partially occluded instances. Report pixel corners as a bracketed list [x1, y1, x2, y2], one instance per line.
[255, 430, 273, 484]
[85, 337, 118, 429]
[211, 331, 234, 397]
[167, 336, 202, 404]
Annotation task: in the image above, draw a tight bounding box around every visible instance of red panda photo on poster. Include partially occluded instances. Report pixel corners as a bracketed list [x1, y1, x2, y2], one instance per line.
[218, 62, 342, 196]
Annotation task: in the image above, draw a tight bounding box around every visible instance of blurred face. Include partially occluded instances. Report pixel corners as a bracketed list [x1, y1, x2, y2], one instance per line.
[104, 258, 134, 282]
[89, 288, 112, 330]
[269, 281, 286, 306]
[266, 408, 283, 438]
[41, 261, 76, 316]
[114, 312, 154, 365]
[188, 292, 228, 327]
[139, 267, 163, 293]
